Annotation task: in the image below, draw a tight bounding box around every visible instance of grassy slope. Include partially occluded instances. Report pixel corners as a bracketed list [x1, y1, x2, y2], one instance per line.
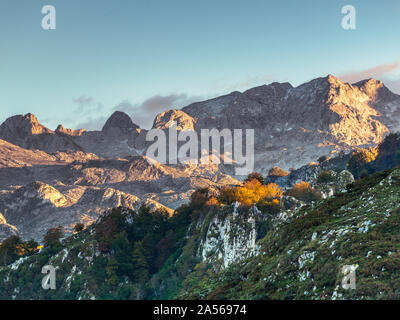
[179, 168, 400, 299]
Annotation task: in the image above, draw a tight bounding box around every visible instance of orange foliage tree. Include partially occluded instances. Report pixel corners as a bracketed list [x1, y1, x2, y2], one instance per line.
[233, 179, 283, 206]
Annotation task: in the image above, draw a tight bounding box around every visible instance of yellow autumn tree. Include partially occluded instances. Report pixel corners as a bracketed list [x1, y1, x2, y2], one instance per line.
[235, 179, 283, 206]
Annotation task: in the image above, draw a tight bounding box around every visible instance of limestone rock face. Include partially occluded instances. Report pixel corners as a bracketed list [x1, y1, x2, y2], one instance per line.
[199, 203, 266, 269]
[0, 212, 18, 241]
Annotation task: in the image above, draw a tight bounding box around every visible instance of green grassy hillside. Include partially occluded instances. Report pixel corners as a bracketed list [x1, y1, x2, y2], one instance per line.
[179, 168, 400, 299]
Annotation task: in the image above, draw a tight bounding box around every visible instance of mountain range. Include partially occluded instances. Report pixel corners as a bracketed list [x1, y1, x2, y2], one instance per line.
[0, 74, 399, 242]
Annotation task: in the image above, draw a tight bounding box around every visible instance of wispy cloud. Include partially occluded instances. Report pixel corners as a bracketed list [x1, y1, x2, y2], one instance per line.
[68, 95, 106, 130]
[113, 94, 202, 129]
[73, 115, 108, 131]
[73, 95, 103, 115]
[338, 60, 400, 94]
[66, 93, 202, 131]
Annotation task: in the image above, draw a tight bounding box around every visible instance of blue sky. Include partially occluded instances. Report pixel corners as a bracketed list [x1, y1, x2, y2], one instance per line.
[0, 0, 399, 129]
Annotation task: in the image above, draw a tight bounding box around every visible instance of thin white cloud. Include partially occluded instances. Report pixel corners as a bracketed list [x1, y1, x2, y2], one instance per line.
[338, 60, 400, 94]
[73, 95, 103, 115]
[113, 94, 202, 129]
[67, 93, 202, 131]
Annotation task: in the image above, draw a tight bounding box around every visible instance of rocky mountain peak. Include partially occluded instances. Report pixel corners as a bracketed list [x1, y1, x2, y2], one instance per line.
[102, 111, 139, 134]
[353, 78, 398, 103]
[0, 113, 52, 138]
[152, 109, 196, 130]
[326, 74, 341, 84]
[55, 124, 85, 136]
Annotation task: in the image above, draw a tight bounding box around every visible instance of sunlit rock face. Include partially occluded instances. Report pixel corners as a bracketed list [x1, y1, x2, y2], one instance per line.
[164, 75, 399, 173]
[0, 212, 18, 242]
[152, 109, 196, 131]
[55, 125, 86, 137]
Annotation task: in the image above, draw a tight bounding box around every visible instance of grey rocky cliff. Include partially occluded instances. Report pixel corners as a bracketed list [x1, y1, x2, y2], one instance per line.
[197, 203, 268, 269]
[313, 170, 355, 198]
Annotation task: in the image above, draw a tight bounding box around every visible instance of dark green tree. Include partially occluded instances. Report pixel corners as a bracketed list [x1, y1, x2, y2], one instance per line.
[245, 172, 266, 185]
[73, 223, 85, 233]
[0, 235, 22, 266]
[132, 241, 149, 282]
[43, 226, 63, 253]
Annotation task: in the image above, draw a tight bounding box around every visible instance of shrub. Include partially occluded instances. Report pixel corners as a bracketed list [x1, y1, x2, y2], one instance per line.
[287, 181, 322, 202]
[317, 171, 336, 183]
[374, 133, 400, 172]
[73, 223, 85, 233]
[218, 179, 283, 207]
[318, 155, 329, 163]
[257, 199, 281, 215]
[245, 172, 266, 185]
[218, 186, 237, 205]
[0, 235, 22, 266]
[190, 188, 209, 209]
[347, 148, 378, 179]
[43, 226, 63, 248]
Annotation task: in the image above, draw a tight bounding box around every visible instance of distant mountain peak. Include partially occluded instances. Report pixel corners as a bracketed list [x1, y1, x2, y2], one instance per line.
[326, 74, 340, 82]
[353, 77, 399, 103]
[55, 124, 85, 136]
[152, 109, 196, 130]
[0, 113, 52, 137]
[354, 77, 382, 86]
[102, 111, 139, 134]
